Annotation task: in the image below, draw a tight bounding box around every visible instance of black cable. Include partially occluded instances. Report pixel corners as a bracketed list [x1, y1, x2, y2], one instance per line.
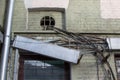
[96, 58, 99, 80]
[53, 27, 115, 80]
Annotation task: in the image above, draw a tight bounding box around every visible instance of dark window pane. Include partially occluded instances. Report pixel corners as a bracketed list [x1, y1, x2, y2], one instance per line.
[115, 55, 120, 80]
[51, 21, 55, 25]
[45, 21, 50, 25]
[41, 21, 44, 25]
[45, 16, 49, 20]
[40, 16, 55, 30]
[24, 60, 66, 80]
[19, 54, 70, 80]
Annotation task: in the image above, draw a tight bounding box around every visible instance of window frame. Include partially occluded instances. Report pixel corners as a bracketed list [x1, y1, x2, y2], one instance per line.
[115, 54, 120, 80]
[18, 53, 70, 80]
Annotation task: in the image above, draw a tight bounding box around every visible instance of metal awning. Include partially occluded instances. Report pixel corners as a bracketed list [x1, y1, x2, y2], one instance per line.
[107, 38, 120, 50]
[12, 36, 80, 64]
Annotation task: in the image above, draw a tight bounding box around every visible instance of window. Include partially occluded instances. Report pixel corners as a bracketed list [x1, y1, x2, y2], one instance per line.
[40, 16, 55, 30]
[115, 55, 120, 80]
[18, 53, 70, 80]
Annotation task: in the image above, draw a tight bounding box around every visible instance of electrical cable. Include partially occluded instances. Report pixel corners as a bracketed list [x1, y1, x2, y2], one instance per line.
[53, 27, 115, 80]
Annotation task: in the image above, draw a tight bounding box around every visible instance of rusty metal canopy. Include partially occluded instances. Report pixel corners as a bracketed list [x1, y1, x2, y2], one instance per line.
[12, 36, 80, 64]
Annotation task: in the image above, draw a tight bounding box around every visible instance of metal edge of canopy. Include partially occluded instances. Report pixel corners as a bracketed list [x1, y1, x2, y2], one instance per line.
[12, 36, 80, 64]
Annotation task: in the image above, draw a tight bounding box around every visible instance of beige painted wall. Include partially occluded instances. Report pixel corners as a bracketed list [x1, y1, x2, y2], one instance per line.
[12, 0, 120, 33]
[11, 0, 120, 80]
[28, 11, 63, 31]
[0, 0, 6, 27]
[12, 0, 63, 32]
[71, 54, 117, 80]
[66, 0, 120, 33]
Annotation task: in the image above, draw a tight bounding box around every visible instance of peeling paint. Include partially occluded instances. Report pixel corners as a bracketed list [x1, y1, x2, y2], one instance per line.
[100, 0, 120, 19]
[24, 0, 69, 9]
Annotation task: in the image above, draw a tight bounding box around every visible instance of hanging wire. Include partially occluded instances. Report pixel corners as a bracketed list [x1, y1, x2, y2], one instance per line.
[52, 27, 115, 80]
[96, 58, 99, 80]
[12, 27, 115, 80]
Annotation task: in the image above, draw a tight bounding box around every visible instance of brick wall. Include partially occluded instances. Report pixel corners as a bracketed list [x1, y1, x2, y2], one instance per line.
[28, 11, 63, 31]
[71, 54, 117, 80]
[66, 0, 120, 33]
[12, 0, 63, 32]
[12, 0, 120, 33]
[0, 0, 6, 27]
[11, 0, 119, 80]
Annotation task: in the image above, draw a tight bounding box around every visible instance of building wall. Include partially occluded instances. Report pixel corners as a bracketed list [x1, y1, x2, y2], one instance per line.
[71, 54, 117, 80]
[11, 0, 120, 80]
[28, 11, 63, 31]
[0, 0, 6, 27]
[12, 0, 64, 32]
[12, 0, 120, 33]
[66, 0, 120, 33]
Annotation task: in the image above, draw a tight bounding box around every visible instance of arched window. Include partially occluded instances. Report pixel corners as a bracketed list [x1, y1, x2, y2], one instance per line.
[40, 16, 55, 30]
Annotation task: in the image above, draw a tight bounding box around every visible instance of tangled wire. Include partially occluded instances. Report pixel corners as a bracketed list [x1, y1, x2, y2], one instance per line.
[50, 27, 115, 80]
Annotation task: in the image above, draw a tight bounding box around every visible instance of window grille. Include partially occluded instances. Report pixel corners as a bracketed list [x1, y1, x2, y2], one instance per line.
[40, 16, 55, 30]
